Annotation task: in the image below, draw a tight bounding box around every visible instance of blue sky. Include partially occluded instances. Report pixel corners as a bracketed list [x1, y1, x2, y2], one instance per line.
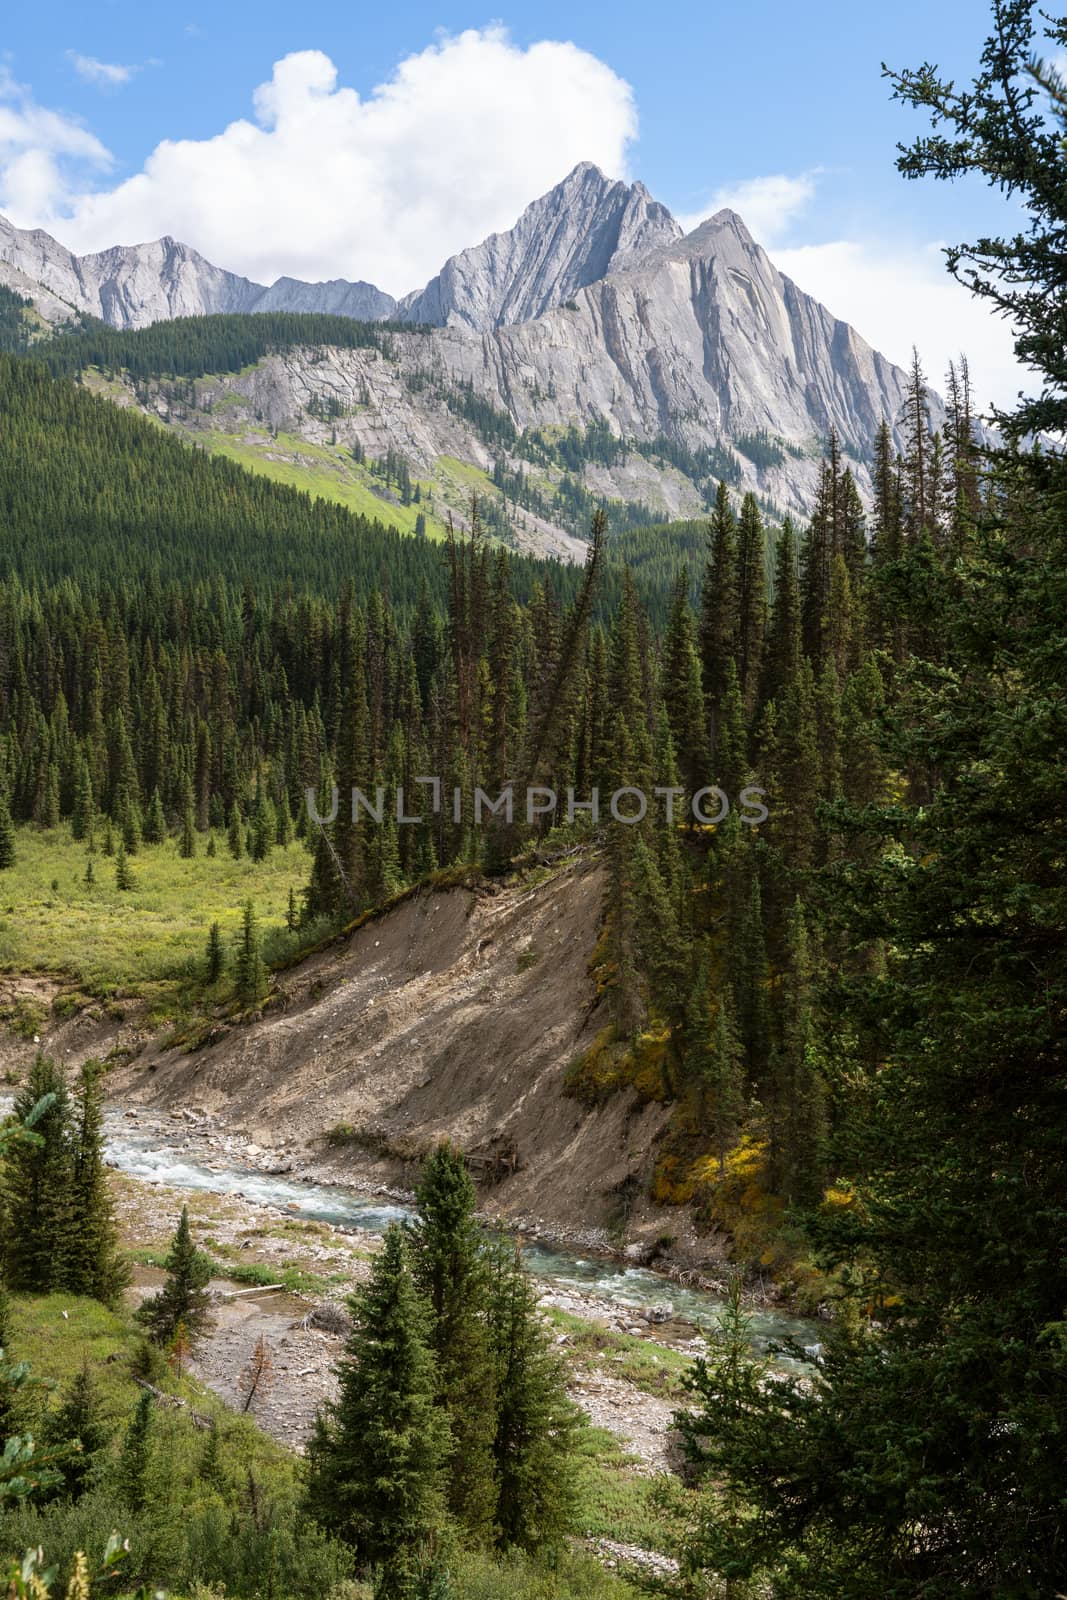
[0, 0, 1035, 408]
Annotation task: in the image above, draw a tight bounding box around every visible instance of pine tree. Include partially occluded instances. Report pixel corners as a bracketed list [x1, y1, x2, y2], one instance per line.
[47, 1361, 109, 1501]
[0, 1056, 71, 1292]
[118, 1391, 154, 1513]
[233, 900, 268, 1006]
[699, 481, 738, 746]
[204, 921, 224, 984]
[227, 803, 245, 860]
[63, 1062, 130, 1307]
[114, 842, 135, 892]
[0, 789, 15, 870]
[735, 493, 767, 713]
[486, 1239, 578, 1550]
[306, 1224, 448, 1597]
[135, 1205, 212, 1347]
[143, 788, 167, 845]
[409, 1143, 497, 1544]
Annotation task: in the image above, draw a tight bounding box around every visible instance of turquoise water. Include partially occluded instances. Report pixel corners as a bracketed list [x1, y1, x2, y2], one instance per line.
[101, 1110, 822, 1360]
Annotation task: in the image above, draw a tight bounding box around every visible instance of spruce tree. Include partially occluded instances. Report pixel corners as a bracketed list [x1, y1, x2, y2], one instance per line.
[0, 1280, 21, 1445]
[114, 842, 135, 891]
[47, 1361, 109, 1501]
[685, 952, 746, 1174]
[306, 1224, 448, 1597]
[486, 1239, 578, 1551]
[204, 921, 224, 984]
[233, 900, 268, 1006]
[760, 517, 802, 712]
[178, 781, 197, 858]
[70, 755, 94, 844]
[227, 803, 245, 859]
[0, 788, 15, 871]
[699, 481, 738, 747]
[135, 1205, 212, 1347]
[63, 1062, 130, 1306]
[409, 1143, 497, 1544]
[143, 788, 166, 845]
[735, 492, 767, 713]
[0, 1056, 71, 1292]
[671, 10, 1067, 1593]
[662, 571, 710, 802]
[118, 1391, 154, 1513]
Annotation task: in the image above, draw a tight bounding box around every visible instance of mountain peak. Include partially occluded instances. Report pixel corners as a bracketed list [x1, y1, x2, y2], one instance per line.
[398, 162, 682, 330]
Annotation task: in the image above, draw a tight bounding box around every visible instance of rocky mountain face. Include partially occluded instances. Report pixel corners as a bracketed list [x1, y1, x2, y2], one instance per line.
[0, 213, 263, 327]
[397, 160, 681, 329]
[0, 164, 939, 543]
[0, 214, 396, 328]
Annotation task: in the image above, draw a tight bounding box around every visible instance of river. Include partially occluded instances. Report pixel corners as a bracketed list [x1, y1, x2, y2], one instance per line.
[101, 1109, 821, 1360]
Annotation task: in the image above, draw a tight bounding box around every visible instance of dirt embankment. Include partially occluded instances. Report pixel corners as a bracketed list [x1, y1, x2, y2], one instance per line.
[4, 859, 725, 1268]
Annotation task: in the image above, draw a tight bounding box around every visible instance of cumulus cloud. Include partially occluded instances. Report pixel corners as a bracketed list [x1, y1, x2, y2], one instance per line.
[0, 65, 111, 221]
[10, 28, 636, 295]
[67, 53, 137, 89]
[774, 237, 1028, 418]
[680, 171, 819, 243]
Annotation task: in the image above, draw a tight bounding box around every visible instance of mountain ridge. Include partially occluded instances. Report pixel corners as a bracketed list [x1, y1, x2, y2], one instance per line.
[0, 164, 943, 547]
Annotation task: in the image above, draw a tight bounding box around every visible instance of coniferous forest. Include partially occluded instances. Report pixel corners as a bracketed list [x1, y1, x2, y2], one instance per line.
[1, 1, 1065, 1596]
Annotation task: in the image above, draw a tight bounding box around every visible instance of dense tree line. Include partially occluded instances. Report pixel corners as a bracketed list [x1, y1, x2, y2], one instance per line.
[0, 317, 973, 1219]
[664, 3, 1067, 1595]
[31, 310, 426, 382]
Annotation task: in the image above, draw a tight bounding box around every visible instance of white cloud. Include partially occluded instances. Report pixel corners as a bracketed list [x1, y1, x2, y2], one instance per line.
[774, 237, 1028, 418]
[679, 171, 819, 244]
[11, 29, 636, 295]
[67, 53, 136, 88]
[0, 66, 111, 220]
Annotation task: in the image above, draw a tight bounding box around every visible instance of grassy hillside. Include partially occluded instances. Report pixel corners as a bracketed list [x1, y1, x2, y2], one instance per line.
[0, 825, 311, 1002]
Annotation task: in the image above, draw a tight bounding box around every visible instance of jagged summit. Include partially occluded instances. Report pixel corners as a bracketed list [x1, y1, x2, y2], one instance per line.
[0, 167, 939, 535]
[397, 162, 682, 329]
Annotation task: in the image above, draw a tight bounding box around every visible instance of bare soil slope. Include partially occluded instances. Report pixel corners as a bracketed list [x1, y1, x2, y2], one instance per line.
[109, 859, 679, 1240]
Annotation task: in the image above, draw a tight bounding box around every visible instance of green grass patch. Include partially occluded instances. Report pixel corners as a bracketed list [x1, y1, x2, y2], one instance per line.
[0, 823, 311, 999]
[548, 1308, 694, 1400]
[199, 428, 447, 539]
[572, 1423, 680, 1553]
[127, 1245, 329, 1297]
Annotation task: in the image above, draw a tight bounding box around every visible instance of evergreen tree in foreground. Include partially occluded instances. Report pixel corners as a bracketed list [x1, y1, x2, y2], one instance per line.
[0, 1057, 71, 1293]
[46, 1361, 109, 1501]
[305, 1223, 448, 1599]
[63, 1062, 130, 1307]
[666, 7, 1067, 1595]
[136, 1205, 212, 1347]
[408, 1142, 497, 1544]
[486, 1239, 579, 1551]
